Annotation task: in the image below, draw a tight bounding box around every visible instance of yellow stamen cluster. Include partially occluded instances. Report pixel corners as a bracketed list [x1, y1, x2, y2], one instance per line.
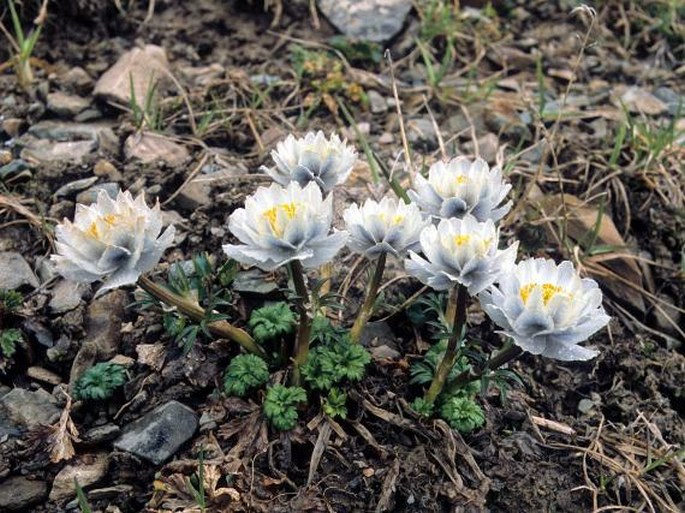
[86, 214, 118, 239]
[519, 283, 563, 305]
[455, 175, 468, 185]
[453, 234, 471, 246]
[263, 202, 299, 236]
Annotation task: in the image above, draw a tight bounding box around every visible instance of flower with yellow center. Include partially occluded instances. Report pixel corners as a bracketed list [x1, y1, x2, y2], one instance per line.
[405, 215, 517, 295]
[409, 156, 512, 222]
[479, 258, 610, 361]
[343, 197, 429, 259]
[51, 190, 175, 297]
[262, 131, 357, 193]
[223, 181, 348, 271]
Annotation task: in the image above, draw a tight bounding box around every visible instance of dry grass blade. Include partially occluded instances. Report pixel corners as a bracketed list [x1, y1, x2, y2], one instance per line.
[0, 193, 54, 246]
[307, 420, 331, 485]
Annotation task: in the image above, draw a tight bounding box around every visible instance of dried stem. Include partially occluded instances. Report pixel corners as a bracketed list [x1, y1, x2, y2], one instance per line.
[137, 275, 265, 358]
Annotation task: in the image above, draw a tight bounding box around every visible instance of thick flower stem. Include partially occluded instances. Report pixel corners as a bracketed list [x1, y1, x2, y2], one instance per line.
[137, 276, 266, 358]
[443, 343, 523, 396]
[350, 252, 387, 344]
[288, 260, 311, 385]
[424, 285, 468, 404]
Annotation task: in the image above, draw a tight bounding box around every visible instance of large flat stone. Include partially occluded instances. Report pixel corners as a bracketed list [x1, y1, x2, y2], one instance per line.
[0, 388, 60, 437]
[0, 476, 48, 511]
[95, 45, 170, 106]
[317, 0, 412, 42]
[0, 252, 39, 290]
[114, 401, 198, 465]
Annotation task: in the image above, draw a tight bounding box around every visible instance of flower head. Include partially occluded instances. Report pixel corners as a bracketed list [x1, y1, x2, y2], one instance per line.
[479, 258, 610, 361]
[343, 197, 430, 259]
[51, 190, 175, 297]
[405, 215, 517, 295]
[409, 156, 512, 222]
[262, 131, 357, 192]
[223, 181, 348, 271]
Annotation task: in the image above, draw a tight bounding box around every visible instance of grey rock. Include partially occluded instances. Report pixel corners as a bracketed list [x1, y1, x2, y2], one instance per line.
[577, 398, 595, 415]
[367, 90, 387, 114]
[0, 388, 60, 437]
[74, 107, 105, 123]
[60, 66, 94, 94]
[317, 0, 412, 42]
[0, 476, 48, 511]
[82, 423, 121, 444]
[94, 45, 170, 106]
[0, 252, 39, 290]
[1, 117, 24, 137]
[36, 255, 58, 283]
[75, 182, 121, 204]
[359, 321, 399, 353]
[49, 280, 90, 313]
[21, 139, 97, 164]
[0, 159, 31, 180]
[233, 269, 279, 295]
[114, 400, 198, 465]
[47, 91, 91, 117]
[69, 290, 127, 385]
[22, 319, 55, 348]
[654, 87, 684, 116]
[463, 133, 500, 163]
[124, 132, 189, 167]
[93, 159, 123, 181]
[54, 176, 99, 198]
[407, 118, 438, 150]
[31, 120, 117, 153]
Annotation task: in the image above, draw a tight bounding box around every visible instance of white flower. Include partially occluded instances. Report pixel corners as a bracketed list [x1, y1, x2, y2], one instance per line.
[262, 131, 357, 192]
[223, 181, 348, 271]
[405, 215, 517, 295]
[408, 156, 512, 222]
[479, 258, 610, 361]
[343, 197, 430, 259]
[51, 190, 175, 297]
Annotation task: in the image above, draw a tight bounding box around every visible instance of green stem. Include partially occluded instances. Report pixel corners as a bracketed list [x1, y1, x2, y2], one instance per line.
[443, 342, 523, 397]
[137, 276, 265, 358]
[424, 285, 468, 404]
[288, 260, 311, 385]
[349, 252, 387, 344]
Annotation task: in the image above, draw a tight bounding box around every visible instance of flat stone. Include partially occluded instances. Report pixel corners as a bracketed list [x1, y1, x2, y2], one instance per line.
[75, 182, 121, 204]
[114, 400, 198, 465]
[617, 86, 667, 116]
[367, 90, 387, 113]
[26, 366, 62, 385]
[407, 117, 438, 150]
[69, 290, 127, 385]
[317, 0, 413, 42]
[28, 120, 115, 144]
[94, 44, 170, 106]
[81, 423, 121, 444]
[54, 176, 100, 198]
[49, 279, 90, 313]
[47, 91, 91, 117]
[124, 132, 189, 167]
[93, 159, 123, 181]
[0, 388, 60, 437]
[60, 66, 94, 94]
[0, 252, 39, 290]
[463, 133, 500, 163]
[49, 453, 108, 501]
[21, 139, 97, 164]
[0, 476, 48, 511]
[233, 269, 280, 295]
[1, 117, 24, 137]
